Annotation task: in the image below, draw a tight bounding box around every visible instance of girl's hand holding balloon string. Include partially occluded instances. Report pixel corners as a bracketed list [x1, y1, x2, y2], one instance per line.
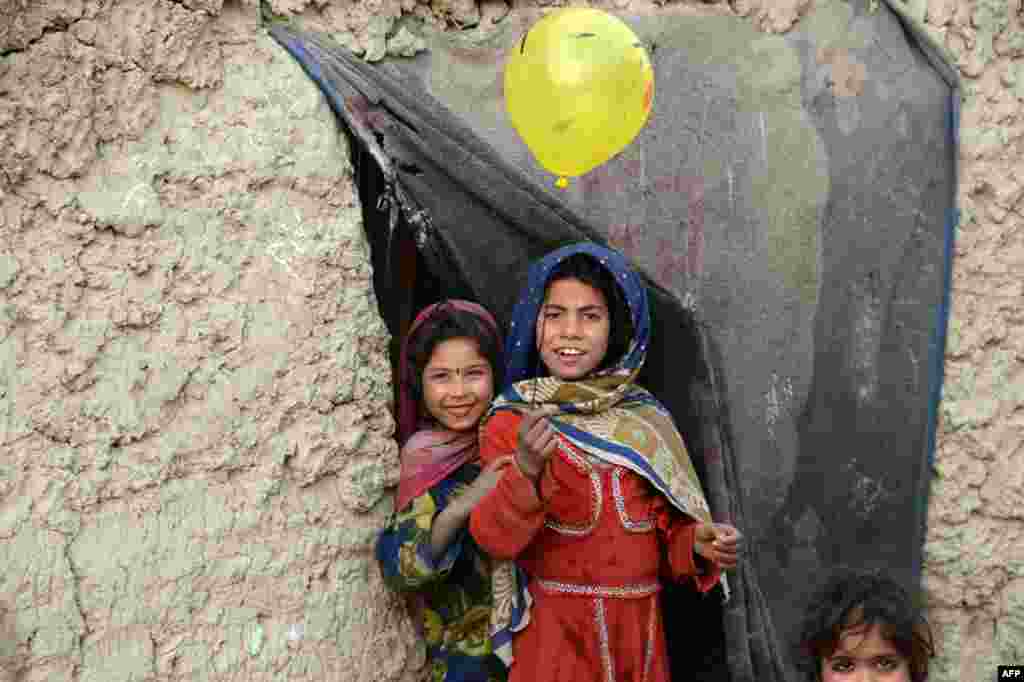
[515, 405, 561, 481]
[694, 522, 742, 570]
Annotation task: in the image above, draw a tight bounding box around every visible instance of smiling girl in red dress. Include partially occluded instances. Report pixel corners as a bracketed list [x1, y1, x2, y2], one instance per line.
[469, 243, 742, 682]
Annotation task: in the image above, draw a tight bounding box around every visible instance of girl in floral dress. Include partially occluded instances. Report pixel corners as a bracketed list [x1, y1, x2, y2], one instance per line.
[377, 301, 510, 682]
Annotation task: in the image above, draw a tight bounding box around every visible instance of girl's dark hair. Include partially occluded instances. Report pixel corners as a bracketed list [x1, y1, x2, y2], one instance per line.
[405, 305, 503, 402]
[796, 569, 934, 682]
[543, 253, 634, 372]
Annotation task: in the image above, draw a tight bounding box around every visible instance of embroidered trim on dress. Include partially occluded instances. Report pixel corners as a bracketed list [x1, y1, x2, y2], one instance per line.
[594, 598, 615, 682]
[642, 595, 658, 682]
[611, 468, 655, 533]
[545, 447, 602, 537]
[535, 579, 660, 599]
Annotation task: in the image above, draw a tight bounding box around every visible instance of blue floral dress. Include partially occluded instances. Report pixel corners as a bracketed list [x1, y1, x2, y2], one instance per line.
[377, 461, 507, 682]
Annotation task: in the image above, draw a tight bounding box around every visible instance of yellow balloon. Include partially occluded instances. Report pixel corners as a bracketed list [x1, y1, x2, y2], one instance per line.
[505, 8, 654, 186]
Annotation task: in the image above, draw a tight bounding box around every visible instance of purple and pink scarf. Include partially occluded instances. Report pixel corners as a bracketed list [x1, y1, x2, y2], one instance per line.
[394, 300, 502, 511]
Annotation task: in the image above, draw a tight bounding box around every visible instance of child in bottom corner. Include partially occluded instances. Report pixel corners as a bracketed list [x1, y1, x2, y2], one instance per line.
[796, 569, 936, 682]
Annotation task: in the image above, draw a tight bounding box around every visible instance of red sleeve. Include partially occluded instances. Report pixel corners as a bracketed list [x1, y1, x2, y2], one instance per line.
[469, 410, 548, 560]
[655, 499, 722, 593]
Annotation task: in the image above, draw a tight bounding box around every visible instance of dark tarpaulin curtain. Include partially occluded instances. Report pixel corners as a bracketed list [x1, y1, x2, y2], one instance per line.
[268, 22, 788, 682]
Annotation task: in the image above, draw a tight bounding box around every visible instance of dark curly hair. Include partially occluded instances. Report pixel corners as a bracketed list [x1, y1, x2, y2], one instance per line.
[541, 252, 634, 372]
[405, 304, 503, 404]
[796, 569, 934, 682]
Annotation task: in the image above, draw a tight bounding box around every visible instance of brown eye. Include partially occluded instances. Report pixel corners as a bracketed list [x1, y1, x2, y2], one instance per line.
[829, 658, 854, 673]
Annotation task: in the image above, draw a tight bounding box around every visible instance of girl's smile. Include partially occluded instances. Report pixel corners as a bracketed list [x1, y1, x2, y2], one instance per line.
[536, 278, 611, 380]
[422, 337, 494, 432]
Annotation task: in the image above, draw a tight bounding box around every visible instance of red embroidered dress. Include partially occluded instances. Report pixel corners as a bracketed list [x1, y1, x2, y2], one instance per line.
[470, 410, 720, 682]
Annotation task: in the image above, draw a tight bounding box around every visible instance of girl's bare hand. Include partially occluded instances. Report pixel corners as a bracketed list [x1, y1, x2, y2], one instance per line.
[515, 406, 560, 480]
[694, 522, 742, 570]
[457, 457, 512, 512]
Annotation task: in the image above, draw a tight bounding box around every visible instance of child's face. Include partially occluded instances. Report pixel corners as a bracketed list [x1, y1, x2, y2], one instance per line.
[535, 277, 611, 380]
[821, 623, 911, 682]
[421, 337, 494, 433]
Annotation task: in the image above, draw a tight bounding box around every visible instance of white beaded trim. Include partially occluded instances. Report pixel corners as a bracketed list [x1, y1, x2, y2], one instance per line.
[611, 468, 655, 533]
[545, 448, 602, 537]
[595, 598, 615, 682]
[642, 596, 657, 682]
[536, 579, 661, 599]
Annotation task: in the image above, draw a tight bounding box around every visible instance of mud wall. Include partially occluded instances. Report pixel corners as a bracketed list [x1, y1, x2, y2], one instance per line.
[0, 0, 1021, 681]
[0, 2, 410, 680]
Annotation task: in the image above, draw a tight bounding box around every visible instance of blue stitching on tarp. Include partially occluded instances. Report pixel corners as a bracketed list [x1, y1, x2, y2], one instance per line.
[914, 87, 959, 579]
[273, 32, 354, 126]
[924, 89, 959, 475]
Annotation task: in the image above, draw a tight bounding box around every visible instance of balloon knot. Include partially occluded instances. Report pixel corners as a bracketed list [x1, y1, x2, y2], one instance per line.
[555, 177, 569, 189]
